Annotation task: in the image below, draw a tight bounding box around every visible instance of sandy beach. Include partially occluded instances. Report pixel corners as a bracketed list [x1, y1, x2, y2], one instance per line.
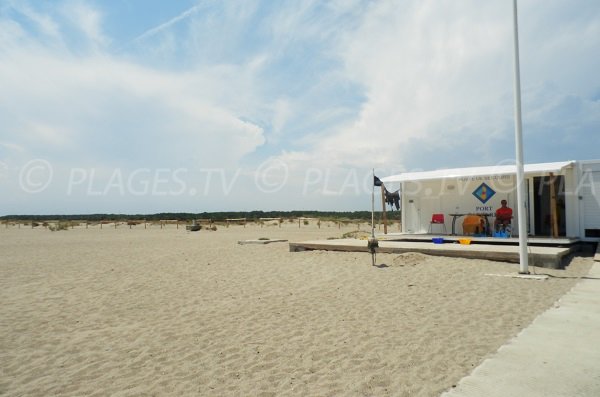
[0, 222, 593, 396]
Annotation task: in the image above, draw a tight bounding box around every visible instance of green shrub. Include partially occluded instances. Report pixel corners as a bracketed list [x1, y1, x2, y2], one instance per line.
[49, 222, 69, 232]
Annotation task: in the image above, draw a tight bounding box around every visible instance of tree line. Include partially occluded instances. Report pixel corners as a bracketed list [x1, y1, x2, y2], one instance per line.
[0, 210, 400, 222]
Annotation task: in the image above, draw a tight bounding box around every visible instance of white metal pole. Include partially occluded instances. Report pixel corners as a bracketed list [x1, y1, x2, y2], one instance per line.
[512, 0, 529, 274]
[372, 169, 375, 238]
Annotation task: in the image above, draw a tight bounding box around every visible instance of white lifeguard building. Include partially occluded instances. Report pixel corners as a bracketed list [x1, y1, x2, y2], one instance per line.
[381, 160, 600, 241]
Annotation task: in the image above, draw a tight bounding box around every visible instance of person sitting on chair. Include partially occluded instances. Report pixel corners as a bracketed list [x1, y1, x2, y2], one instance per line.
[494, 200, 513, 231]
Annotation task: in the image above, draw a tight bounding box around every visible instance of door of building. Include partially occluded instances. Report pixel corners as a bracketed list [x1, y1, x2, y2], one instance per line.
[533, 175, 566, 237]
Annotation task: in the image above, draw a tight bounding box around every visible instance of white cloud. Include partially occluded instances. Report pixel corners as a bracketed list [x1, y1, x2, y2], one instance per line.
[0, 0, 598, 213]
[270, 98, 292, 142]
[60, 0, 109, 48]
[9, 1, 62, 41]
[270, 0, 599, 174]
[0, 16, 266, 170]
[0, 142, 25, 153]
[265, 0, 513, 171]
[0, 18, 26, 46]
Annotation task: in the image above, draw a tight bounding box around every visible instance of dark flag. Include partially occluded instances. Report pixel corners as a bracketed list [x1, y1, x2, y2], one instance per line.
[385, 189, 400, 210]
[374, 175, 383, 187]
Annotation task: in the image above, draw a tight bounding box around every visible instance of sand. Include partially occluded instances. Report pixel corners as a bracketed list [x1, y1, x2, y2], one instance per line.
[0, 222, 593, 396]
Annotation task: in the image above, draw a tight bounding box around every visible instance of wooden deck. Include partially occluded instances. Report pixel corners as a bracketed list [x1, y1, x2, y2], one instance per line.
[378, 233, 579, 246]
[289, 238, 581, 269]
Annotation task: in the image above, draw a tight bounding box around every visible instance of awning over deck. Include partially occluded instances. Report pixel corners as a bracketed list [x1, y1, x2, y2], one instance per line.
[381, 161, 575, 184]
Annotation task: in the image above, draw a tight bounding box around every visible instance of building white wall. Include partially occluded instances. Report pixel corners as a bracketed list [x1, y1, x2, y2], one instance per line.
[401, 175, 518, 235]
[564, 166, 579, 237]
[397, 161, 600, 239]
[578, 160, 600, 239]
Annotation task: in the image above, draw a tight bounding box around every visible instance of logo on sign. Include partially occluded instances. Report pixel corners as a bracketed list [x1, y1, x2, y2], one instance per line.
[472, 182, 495, 204]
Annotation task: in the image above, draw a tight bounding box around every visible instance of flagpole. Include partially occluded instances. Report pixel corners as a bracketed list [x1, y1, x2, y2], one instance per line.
[371, 168, 375, 238]
[512, 0, 529, 274]
[369, 170, 379, 266]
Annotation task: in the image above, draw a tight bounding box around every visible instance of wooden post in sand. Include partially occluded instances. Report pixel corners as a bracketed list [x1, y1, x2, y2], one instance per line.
[380, 184, 388, 234]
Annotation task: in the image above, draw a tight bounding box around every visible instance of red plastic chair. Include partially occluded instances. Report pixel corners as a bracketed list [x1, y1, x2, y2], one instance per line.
[428, 213, 447, 234]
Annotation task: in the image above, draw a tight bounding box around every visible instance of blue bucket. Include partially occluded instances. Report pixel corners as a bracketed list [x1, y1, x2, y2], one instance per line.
[432, 237, 444, 244]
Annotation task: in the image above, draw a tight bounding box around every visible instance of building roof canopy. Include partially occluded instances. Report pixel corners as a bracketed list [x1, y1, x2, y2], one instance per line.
[381, 161, 575, 184]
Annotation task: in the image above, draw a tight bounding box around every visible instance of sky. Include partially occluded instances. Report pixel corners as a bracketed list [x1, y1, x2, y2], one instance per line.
[0, 0, 599, 215]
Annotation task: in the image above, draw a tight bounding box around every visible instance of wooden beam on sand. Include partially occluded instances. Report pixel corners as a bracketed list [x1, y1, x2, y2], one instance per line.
[159, 219, 179, 229]
[226, 218, 246, 228]
[259, 217, 282, 228]
[289, 239, 575, 269]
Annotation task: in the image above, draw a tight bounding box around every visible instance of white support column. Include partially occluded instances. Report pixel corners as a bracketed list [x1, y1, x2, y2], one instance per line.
[512, 0, 529, 274]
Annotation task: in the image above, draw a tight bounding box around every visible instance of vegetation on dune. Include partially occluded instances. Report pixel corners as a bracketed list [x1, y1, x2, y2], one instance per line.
[48, 222, 70, 232]
[1, 210, 398, 223]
